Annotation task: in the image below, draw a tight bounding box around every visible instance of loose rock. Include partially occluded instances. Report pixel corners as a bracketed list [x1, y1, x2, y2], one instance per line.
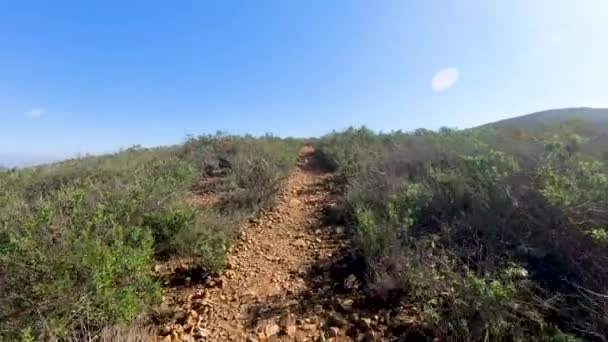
[279, 312, 296, 336]
[292, 239, 307, 247]
[339, 298, 354, 312]
[264, 323, 280, 338]
[327, 312, 349, 327]
[155, 146, 372, 341]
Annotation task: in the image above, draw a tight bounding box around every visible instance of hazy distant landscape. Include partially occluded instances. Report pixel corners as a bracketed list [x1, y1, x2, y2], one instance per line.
[0, 152, 60, 168]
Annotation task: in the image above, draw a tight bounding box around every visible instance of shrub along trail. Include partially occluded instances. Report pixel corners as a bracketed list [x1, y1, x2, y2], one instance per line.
[158, 146, 393, 341]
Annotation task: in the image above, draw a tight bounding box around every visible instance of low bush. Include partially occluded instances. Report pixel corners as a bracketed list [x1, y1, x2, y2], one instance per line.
[316, 124, 608, 340]
[0, 134, 300, 340]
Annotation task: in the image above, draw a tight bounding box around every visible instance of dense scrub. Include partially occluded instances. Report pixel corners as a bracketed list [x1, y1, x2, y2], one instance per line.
[0, 134, 299, 340]
[317, 123, 608, 340]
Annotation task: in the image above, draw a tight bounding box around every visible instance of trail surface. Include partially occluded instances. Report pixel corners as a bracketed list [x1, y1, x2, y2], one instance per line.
[159, 146, 389, 341]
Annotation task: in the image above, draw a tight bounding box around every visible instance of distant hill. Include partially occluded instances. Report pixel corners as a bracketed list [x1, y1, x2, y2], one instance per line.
[486, 107, 608, 132]
[482, 107, 608, 159]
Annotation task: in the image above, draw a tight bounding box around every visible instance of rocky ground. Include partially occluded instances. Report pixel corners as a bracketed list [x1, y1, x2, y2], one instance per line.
[152, 146, 416, 341]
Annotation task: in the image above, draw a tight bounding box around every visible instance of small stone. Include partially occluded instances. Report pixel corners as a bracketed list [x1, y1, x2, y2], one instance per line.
[154, 264, 163, 273]
[360, 317, 373, 328]
[328, 326, 340, 337]
[265, 255, 278, 262]
[192, 299, 210, 311]
[279, 312, 296, 336]
[173, 311, 187, 324]
[343, 274, 358, 290]
[198, 328, 211, 337]
[389, 312, 416, 329]
[335, 226, 345, 234]
[292, 239, 307, 247]
[302, 323, 317, 331]
[264, 323, 280, 337]
[158, 325, 172, 336]
[327, 313, 348, 327]
[339, 298, 354, 312]
[241, 288, 257, 299]
[171, 330, 183, 341]
[315, 229, 322, 235]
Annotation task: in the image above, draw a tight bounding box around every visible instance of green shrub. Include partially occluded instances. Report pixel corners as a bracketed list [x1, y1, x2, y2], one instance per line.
[0, 184, 160, 340]
[144, 207, 197, 257]
[316, 124, 606, 340]
[0, 135, 300, 339]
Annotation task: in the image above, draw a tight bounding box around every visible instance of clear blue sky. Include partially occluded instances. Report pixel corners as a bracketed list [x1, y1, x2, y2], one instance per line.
[1, 0, 607, 163]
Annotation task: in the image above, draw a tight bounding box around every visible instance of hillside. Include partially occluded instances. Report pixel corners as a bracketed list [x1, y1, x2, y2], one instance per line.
[486, 107, 608, 132]
[0, 135, 302, 341]
[478, 107, 608, 161]
[2, 110, 608, 341]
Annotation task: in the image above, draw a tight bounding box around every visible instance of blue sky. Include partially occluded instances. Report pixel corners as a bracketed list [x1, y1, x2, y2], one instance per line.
[1, 0, 607, 164]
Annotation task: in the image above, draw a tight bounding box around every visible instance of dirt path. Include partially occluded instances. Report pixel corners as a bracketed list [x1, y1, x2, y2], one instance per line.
[194, 145, 346, 341]
[158, 146, 388, 341]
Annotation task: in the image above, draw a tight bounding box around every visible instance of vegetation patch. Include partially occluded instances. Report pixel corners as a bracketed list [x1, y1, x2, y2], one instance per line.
[0, 134, 300, 340]
[316, 123, 608, 340]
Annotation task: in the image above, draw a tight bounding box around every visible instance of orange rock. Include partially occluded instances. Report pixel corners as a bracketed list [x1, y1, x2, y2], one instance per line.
[279, 312, 297, 336]
[292, 239, 307, 247]
[264, 323, 280, 338]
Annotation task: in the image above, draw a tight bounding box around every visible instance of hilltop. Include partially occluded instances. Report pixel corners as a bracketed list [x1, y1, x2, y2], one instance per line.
[486, 107, 608, 131]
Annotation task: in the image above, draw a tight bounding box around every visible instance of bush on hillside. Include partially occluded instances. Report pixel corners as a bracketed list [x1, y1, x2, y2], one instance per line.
[316, 125, 608, 340]
[0, 135, 300, 340]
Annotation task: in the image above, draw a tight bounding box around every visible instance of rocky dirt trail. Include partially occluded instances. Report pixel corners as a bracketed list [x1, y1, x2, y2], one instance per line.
[156, 146, 399, 341]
